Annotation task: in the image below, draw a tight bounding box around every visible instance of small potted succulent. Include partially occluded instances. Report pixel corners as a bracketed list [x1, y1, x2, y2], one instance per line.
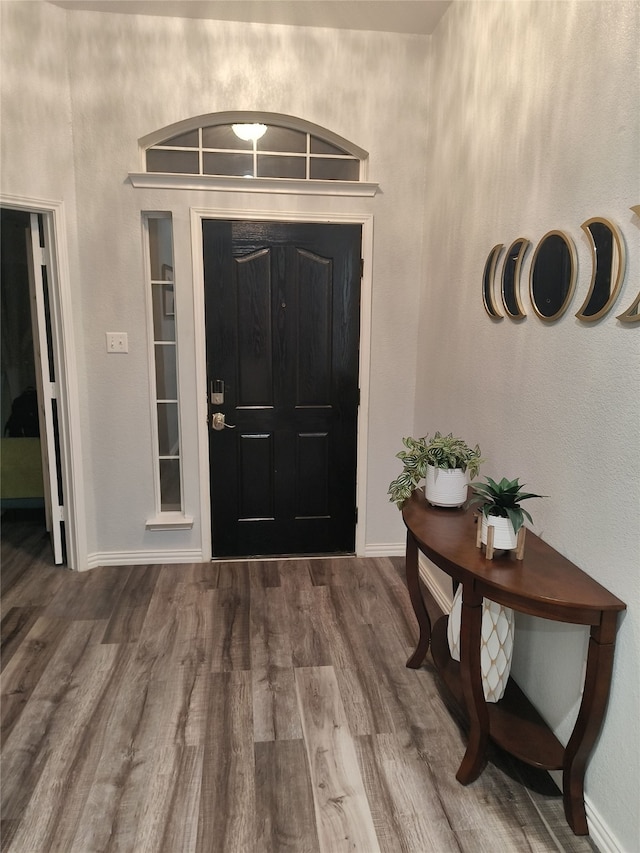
[448, 476, 544, 701]
[467, 476, 545, 550]
[388, 432, 484, 508]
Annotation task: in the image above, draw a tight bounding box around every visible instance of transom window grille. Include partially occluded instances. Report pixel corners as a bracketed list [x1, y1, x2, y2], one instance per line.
[144, 213, 182, 513]
[145, 122, 361, 182]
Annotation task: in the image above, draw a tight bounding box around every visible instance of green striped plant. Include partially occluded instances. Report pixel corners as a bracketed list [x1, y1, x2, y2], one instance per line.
[388, 432, 483, 508]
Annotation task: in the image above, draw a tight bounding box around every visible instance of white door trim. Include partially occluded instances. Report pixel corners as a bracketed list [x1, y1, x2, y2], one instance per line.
[1, 193, 87, 571]
[190, 207, 373, 559]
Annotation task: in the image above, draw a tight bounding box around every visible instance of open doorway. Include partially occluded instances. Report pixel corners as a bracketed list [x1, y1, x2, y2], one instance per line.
[1, 208, 65, 565]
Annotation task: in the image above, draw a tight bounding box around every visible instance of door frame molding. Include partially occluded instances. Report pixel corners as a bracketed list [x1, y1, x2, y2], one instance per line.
[0, 193, 87, 571]
[190, 207, 373, 559]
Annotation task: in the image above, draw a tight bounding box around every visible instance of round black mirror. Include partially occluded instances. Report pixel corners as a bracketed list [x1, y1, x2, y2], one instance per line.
[530, 231, 577, 321]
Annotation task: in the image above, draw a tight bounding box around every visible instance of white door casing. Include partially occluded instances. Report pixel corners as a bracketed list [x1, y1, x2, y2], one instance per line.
[189, 207, 374, 560]
[1, 194, 87, 571]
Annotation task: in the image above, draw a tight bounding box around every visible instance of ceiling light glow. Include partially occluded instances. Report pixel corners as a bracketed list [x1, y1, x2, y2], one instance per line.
[232, 123, 268, 142]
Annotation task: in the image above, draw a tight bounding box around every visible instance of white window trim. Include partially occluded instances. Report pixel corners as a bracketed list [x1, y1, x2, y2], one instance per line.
[190, 207, 374, 560]
[142, 212, 193, 529]
[138, 111, 369, 162]
[146, 512, 193, 530]
[129, 173, 379, 197]
[132, 111, 379, 196]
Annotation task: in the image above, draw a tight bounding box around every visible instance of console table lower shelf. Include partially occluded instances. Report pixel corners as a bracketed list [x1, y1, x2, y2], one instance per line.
[430, 615, 566, 772]
[402, 488, 626, 837]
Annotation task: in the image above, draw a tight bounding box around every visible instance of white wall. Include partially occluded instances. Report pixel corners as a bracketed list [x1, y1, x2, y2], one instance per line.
[1, 2, 74, 200]
[0, 0, 92, 560]
[419, 2, 639, 849]
[66, 9, 429, 560]
[2, 2, 428, 561]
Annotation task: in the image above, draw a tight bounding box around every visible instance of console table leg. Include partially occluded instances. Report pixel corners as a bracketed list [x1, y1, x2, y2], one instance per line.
[404, 531, 432, 668]
[562, 617, 618, 835]
[456, 585, 489, 784]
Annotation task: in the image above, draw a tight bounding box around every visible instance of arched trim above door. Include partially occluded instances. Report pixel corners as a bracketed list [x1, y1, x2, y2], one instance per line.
[129, 112, 380, 197]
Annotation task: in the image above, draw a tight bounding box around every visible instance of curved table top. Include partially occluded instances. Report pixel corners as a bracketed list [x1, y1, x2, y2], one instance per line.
[402, 489, 625, 626]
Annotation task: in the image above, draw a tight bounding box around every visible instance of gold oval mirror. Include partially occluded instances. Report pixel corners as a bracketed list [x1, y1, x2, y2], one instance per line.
[501, 238, 530, 319]
[530, 230, 577, 321]
[617, 205, 640, 323]
[576, 217, 626, 321]
[482, 244, 504, 318]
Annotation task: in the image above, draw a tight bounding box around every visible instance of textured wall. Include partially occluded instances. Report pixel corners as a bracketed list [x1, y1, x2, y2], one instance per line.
[2, 3, 430, 558]
[0, 0, 93, 551]
[62, 10, 428, 557]
[420, 2, 639, 848]
[1, 2, 73, 200]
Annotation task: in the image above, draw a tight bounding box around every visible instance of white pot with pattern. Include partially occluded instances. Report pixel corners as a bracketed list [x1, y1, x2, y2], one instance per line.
[446, 586, 514, 703]
[425, 464, 468, 508]
[481, 514, 518, 550]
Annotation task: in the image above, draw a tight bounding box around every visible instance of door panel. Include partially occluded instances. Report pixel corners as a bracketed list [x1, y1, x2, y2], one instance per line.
[204, 220, 361, 557]
[237, 249, 272, 405]
[296, 432, 329, 516]
[239, 432, 274, 519]
[26, 214, 65, 563]
[297, 250, 332, 403]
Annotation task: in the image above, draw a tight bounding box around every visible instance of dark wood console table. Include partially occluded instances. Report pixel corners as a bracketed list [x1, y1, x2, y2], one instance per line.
[402, 488, 626, 836]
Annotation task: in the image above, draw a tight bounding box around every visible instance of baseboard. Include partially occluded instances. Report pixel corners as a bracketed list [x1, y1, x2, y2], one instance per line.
[362, 547, 454, 614]
[363, 542, 406, 557]
[584, 794, 623, 853]
[86, 549, 204, 570]
[418, 552, 453, 613]
[524, 779, 621, 853]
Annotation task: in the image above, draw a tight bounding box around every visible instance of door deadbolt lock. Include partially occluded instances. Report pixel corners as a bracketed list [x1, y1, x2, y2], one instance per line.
[210, 379, 225, 405]
[211, 412, 236, 431]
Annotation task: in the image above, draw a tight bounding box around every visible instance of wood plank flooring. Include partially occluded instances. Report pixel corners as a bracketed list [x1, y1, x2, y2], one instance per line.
[1, 512, 598, 852]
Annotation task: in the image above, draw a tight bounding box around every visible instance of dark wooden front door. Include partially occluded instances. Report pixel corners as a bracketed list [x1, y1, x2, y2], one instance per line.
[203, 220, 362, 557]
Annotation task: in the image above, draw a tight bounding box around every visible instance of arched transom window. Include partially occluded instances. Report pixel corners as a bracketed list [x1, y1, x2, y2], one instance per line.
[143, 113, 366, 182]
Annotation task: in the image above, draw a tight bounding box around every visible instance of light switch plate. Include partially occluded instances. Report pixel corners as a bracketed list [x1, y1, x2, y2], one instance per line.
[106, 332, 128, 353]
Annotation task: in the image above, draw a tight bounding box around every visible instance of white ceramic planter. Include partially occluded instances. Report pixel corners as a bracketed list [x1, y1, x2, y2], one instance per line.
[425, 464, 468, 507]
[481, 514, 518, 550]
[446, 586, 514, 703]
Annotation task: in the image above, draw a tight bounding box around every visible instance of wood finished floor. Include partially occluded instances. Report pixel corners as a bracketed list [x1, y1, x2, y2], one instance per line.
[1, 512, 598, 853]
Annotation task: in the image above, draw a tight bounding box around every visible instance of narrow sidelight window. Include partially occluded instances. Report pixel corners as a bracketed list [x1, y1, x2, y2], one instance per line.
[145, 213, 182, 512]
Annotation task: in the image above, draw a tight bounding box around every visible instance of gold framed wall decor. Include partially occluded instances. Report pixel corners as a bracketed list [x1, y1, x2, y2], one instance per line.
[501, 237, 530, 319]
[576, 217, 626, 322]
[616, 205, 640, 323]
[529, 230, 577, 322]
[482, 243, 504, 318]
